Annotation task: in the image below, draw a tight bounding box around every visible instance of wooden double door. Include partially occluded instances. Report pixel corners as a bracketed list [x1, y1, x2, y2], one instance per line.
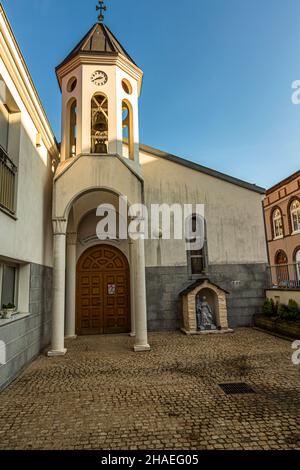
[76, 245, 130, 335]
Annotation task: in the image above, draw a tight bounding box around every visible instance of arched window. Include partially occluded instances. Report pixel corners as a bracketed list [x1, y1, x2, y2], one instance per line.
[91, 94, 108, 154]
[272, 208, 283, 239]
[291, 199, 300, 233]
[275, 250, 288, 286]
[68, 99, 77, 158]
[295, 248, 300, 283]
[186, 214, 207, 276]
[122, 100, 134, 160]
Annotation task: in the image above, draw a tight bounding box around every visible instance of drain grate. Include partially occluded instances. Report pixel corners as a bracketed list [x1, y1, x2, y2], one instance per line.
[219, 383, 256, 395]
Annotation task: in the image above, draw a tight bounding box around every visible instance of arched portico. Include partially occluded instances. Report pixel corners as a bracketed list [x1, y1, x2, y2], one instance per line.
[48, 185, 150, 356]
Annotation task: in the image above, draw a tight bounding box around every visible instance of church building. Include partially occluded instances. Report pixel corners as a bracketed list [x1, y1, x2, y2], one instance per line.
[0, 3, 268, 388]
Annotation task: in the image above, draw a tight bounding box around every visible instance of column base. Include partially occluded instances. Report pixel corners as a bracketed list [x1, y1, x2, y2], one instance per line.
[134, 344, 151, 352]
[65, 335, 77, 340]
[130, 332, 136, 337]
[47, 349, 67, 357]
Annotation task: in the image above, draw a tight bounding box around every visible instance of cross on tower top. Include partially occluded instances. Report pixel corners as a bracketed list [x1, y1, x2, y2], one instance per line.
[96, 1, 107, 23]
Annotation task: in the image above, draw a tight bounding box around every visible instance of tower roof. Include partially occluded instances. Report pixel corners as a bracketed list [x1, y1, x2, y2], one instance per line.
[56, 22, 137, 71]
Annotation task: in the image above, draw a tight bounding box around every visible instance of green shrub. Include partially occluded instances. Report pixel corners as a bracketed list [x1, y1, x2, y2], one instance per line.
[2, 303, 15, 310]
[262, 298, 277, 317]
[277, 303, 289, 320]
[286, 299, 300, 321]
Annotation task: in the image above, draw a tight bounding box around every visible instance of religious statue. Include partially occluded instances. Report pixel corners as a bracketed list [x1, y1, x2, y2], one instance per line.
[196, 296, 217, 331]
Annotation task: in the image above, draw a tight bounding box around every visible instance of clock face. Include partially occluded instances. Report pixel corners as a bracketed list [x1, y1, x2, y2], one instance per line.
[91, 70, 108, 86]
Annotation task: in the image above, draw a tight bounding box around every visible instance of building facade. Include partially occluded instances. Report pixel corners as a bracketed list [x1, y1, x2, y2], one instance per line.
[0, 5, 58, 389]
[1, 4, 269, 386]
[263, 170, 300, 287]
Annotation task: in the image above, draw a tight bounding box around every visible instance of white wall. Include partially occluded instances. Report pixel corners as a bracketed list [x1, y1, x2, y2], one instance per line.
[140, 151, 268, 268]
[0, 58, 53, 268]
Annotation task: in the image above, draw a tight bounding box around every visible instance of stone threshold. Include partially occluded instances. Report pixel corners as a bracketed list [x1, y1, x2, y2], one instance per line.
[181, 328, 234, 336]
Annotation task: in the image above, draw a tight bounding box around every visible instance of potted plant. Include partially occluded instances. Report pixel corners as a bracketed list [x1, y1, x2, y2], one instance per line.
[1, 303, 16, 319]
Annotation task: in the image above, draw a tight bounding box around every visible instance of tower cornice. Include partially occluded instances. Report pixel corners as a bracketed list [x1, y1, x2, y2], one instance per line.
[56, 53, 143, 95]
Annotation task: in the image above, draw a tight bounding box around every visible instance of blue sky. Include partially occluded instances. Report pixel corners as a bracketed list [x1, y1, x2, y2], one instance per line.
[3, 0, 300, 188]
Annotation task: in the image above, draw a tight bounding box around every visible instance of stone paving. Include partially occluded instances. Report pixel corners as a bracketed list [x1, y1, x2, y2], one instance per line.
[0, 328, 299, 450]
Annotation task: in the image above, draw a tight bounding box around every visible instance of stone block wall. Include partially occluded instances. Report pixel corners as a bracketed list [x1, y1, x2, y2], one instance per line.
[0, 264, 52, 390]
[146, 263, 268, 331]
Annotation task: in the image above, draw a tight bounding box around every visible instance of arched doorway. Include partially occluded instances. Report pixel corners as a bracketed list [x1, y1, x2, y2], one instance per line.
[76, 245, 130, 335]
[275, 250, 288, 286]
[295, 248, 300, 283]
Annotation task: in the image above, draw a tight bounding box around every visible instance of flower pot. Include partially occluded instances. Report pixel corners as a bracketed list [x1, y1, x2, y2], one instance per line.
[2, 309, 16, 320]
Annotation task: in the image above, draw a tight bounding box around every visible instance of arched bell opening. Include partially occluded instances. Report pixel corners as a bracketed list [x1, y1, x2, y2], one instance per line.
[67, 98, 77, 158]
[122, 99, 134, 160]
[91, 93, 108, 154]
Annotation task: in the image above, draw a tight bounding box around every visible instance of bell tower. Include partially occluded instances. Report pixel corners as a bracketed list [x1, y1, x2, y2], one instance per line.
[56, 1, 143, 168]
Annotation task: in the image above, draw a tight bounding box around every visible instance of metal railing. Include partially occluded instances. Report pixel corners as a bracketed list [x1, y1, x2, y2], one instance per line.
[267, 263, 300, 289]
[0, 145, 17, 214]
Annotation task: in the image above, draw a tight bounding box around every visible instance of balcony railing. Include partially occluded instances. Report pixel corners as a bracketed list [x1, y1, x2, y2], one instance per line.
[0, 145, 17, 214]
[267, 263, 300, 289]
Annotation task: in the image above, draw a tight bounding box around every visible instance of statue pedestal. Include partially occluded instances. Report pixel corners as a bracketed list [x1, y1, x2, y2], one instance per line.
[198, 325, 217, 332]
[181, 328, 234, 336]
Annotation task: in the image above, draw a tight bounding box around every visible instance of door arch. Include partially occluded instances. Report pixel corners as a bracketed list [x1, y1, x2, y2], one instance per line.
[76, 245, 130, 335]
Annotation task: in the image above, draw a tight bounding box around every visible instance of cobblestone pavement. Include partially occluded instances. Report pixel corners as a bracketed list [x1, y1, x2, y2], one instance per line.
[0, 329, 299, 450]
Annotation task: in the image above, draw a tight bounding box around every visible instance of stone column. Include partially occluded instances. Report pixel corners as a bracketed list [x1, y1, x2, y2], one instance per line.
[48, 219, 67, 357]
[129, 241, 136, 337]
[133, 236, 150, 352]
[65, 232, 77, 339]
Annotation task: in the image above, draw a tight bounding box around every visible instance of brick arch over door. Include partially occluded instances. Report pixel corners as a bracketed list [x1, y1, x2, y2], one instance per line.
[76, 245, 130, 335]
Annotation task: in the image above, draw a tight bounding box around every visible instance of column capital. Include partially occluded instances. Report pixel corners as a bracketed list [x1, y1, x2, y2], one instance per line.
[52, 218, 67, 235]
[67, 232, 77, 245]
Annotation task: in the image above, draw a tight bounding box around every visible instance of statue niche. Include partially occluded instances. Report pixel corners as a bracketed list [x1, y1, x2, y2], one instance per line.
[196, 295, 217, 331]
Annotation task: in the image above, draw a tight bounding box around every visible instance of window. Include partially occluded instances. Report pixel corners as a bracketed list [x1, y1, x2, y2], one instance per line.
[0, 264, 17, 307]
[91, 94, 108, 154]
[122, 79, 132, 95]
[67, 77, 77, 93]
[0, 76, 20, 155]
[0, 96, 9, 151]
[190, 250, 205, 275]
[295, 249, 300, 283]
[122, 100, 134, 160]
[275, 251, 288, 286]
[291, 200, 300, 233]
[0, 77, 20, 214]
[272, 208, 283, 239]
[187, 214, 207, 276]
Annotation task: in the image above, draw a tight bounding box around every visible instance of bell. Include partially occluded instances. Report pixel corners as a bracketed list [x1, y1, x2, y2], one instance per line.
[93, 112, 107, 132]
[95, 141, 107, 154]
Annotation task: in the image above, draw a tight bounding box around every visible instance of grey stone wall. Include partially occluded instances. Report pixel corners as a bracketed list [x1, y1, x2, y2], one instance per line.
[146, 263, 268, 331]
[208, 263, 268, 328]
[0, 264, 52, 390]
[146, 266, 189, 331]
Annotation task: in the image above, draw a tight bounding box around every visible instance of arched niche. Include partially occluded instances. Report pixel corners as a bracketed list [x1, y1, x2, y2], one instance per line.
[180, 279, 230, 334]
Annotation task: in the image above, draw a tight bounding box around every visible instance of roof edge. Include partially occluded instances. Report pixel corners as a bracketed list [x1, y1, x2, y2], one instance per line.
[266, 169, 300, 195]
[56, 22, 138, 73]
[179, 279, 230, 296]
[139, 143, 266, 195]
